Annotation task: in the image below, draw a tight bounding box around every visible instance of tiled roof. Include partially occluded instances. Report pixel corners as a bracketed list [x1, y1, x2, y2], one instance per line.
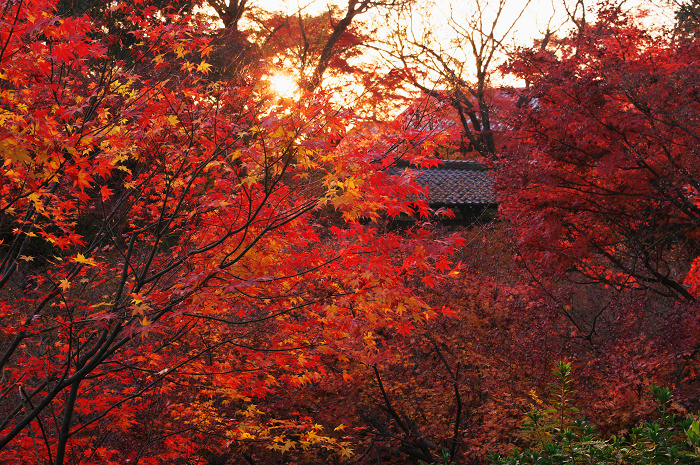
[389, 160, 497, 206]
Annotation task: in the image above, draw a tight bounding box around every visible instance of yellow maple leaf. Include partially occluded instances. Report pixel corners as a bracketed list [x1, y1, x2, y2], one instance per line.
[73, 253, 97, 266]
[181, 60, 194, 72]
[59, 279, 71, 292]
[280, 440, 295, 453]
[196, 60, 212, 75]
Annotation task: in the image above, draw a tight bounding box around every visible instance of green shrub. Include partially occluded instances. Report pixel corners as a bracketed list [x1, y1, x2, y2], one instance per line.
[488, 363, 700, 464]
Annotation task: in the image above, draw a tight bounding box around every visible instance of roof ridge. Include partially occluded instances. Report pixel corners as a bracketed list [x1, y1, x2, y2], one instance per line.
[393, 159, 489, 171]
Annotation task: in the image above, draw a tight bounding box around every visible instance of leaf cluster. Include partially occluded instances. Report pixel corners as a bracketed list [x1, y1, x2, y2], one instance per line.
[491, 369, 700, 465]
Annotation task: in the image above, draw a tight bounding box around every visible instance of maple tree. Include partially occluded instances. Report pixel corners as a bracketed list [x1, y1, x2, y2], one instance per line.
[490, 0, 700, 445]
[0, 0, 468, 463]
[501, 3, 700, 300]
[381, 0, 533, 160]
[246, 5, 370, 91]
[243, 0, 417, 120]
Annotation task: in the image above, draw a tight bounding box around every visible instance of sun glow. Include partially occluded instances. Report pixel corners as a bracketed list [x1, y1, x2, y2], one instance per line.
[266, 73, 300, 99]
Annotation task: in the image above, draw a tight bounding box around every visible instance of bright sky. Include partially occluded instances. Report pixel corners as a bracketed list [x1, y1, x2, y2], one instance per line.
[254, 0, 674, 40]
[251, 0, 675, 94]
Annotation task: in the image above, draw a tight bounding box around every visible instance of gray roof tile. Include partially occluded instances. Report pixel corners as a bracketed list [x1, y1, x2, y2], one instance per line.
[388, 160, 496, 206]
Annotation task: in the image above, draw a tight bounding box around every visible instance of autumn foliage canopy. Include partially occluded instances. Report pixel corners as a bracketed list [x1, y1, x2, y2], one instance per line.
[3, 0, 700, 464]
[0, 0, 466, 462]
